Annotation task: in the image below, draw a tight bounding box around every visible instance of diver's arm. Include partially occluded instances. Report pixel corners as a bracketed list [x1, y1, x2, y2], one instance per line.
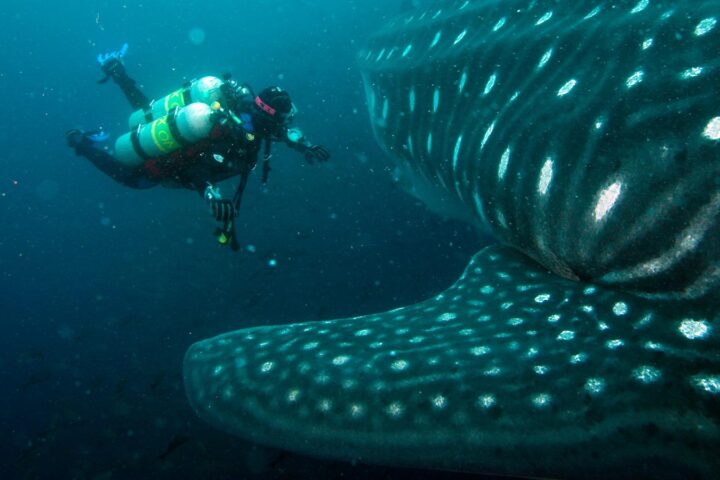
[282, 127, 330, 163]
[97, 44, 150, 110]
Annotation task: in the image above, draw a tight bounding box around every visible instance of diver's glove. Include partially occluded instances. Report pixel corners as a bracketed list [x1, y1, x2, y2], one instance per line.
[97, 43, 129, 84]
[305, 145, 330, 164]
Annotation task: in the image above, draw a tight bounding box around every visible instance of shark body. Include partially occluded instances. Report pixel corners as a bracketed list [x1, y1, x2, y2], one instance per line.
[185, 1, 719, 477]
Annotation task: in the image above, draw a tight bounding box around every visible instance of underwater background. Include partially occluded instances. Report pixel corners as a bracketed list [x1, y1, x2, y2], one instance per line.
[0, 0, 496, 478]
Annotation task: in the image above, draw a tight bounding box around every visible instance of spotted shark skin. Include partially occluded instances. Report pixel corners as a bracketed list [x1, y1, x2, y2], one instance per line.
[362, 0, 720, 300]
[185, 247, 719, 477]
[184, 1, 720, 478]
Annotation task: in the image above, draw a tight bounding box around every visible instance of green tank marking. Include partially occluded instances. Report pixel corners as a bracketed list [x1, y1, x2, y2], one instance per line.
[150, 117, 180, 154]
[163, 89, 187, 112]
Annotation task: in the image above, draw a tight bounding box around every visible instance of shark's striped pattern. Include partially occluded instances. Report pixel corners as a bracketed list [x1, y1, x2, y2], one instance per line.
[184, 1, 720, 477]
[360, 0, 720, 300]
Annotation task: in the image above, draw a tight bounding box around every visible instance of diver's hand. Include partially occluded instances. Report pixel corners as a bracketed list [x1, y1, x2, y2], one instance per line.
[305, 145, 330, 164]
[210, 199, 236, 223]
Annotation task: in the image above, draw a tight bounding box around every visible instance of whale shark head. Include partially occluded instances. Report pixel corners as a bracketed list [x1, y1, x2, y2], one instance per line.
[184, 1, 719, 477]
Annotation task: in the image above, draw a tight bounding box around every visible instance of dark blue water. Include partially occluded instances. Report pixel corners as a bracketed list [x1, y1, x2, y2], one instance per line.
[0, 1, 489, 478]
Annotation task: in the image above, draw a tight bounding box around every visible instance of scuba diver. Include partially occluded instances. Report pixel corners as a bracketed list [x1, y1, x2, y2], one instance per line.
[66, 44, 330, 251]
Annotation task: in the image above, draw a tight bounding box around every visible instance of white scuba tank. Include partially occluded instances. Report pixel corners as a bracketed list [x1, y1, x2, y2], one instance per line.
[115, 102, 215, 167]
[127, 76, 225, 128]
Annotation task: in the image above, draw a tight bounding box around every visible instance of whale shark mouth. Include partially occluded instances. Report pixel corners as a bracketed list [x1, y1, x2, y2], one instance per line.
[184, 0, 719, 477]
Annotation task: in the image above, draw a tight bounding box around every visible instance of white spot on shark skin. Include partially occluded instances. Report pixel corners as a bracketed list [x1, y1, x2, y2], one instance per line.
[660, 9, 675, 20]
[477, 394, 497, 409]
[631, 0, 649, 14]
[260, 361, 275, 373]
[317, 399, 333, 413]
[332, 355, 351, 366]
[304, 341, 320, 350]
[493, 17, 506, 32]
[703, 117, 720, 140]
[594, 181, 623, 221]
[497, 147, 511, 180]
[584, 6, 601, 20]
[454, 29, 467, 45]
[548, 314, 561, 323]
[427, 132, 433, 153]
[585, 378, 606, 395]
[557, 79, 577, 96]
[695, 17, 717, 36]
[213, 365, 224, 376]
[386, 401, 405, 418]
[534, 365, 549, 375]
[430, 30, 442, 48]
[453, 135, 463, 171]
[286, 389, 301, 403]
[432, 395, 448, 410]
[606, 339, 625, 349]
[437, 312, 457, 322]
[691, 375, 720, 394]
[538, 49, 553, 69]
[570, 353, 588, 364]
[536, 11, 553, 26]
[532, 393, 552, 408]
[642, 38, 654, 50]
[480, 121, 497, 153]
[483, 73, 497, 96]
[349, 403, 366, 418]
[678, 319, 711, 340]
[535, 293, 551, 303]
[391, 359, 410, 371]
[557, 330, 575, 341]
[433, 88, 440, 113]
[470, 346, 491, 356]
[626, 70, 645, 88]
[538, 158, 554, 195]
[633, 365, 662, 384]
[680, 67, 703, 79]
[645, 341, 665, 351]
[408, 88, 416, 112]
[355, 328, 371, 337]
[613, 302, 629, 316]
[458, 70, 468, 93]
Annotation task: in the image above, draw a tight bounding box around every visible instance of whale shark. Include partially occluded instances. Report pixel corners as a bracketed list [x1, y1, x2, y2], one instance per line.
[184, 0, 719, 478]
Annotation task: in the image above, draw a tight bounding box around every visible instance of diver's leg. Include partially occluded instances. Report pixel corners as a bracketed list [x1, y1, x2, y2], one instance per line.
[99, 59, 150, 110]
[66, 130, 156, 190]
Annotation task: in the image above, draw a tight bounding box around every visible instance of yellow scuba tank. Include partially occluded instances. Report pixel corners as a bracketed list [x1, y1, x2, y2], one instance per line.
[115, 102, 216, 167]
[127, 76, 225, 128]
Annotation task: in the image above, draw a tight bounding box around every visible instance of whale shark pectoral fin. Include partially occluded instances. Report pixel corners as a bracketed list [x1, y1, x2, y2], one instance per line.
[184, 246, 719, 478]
